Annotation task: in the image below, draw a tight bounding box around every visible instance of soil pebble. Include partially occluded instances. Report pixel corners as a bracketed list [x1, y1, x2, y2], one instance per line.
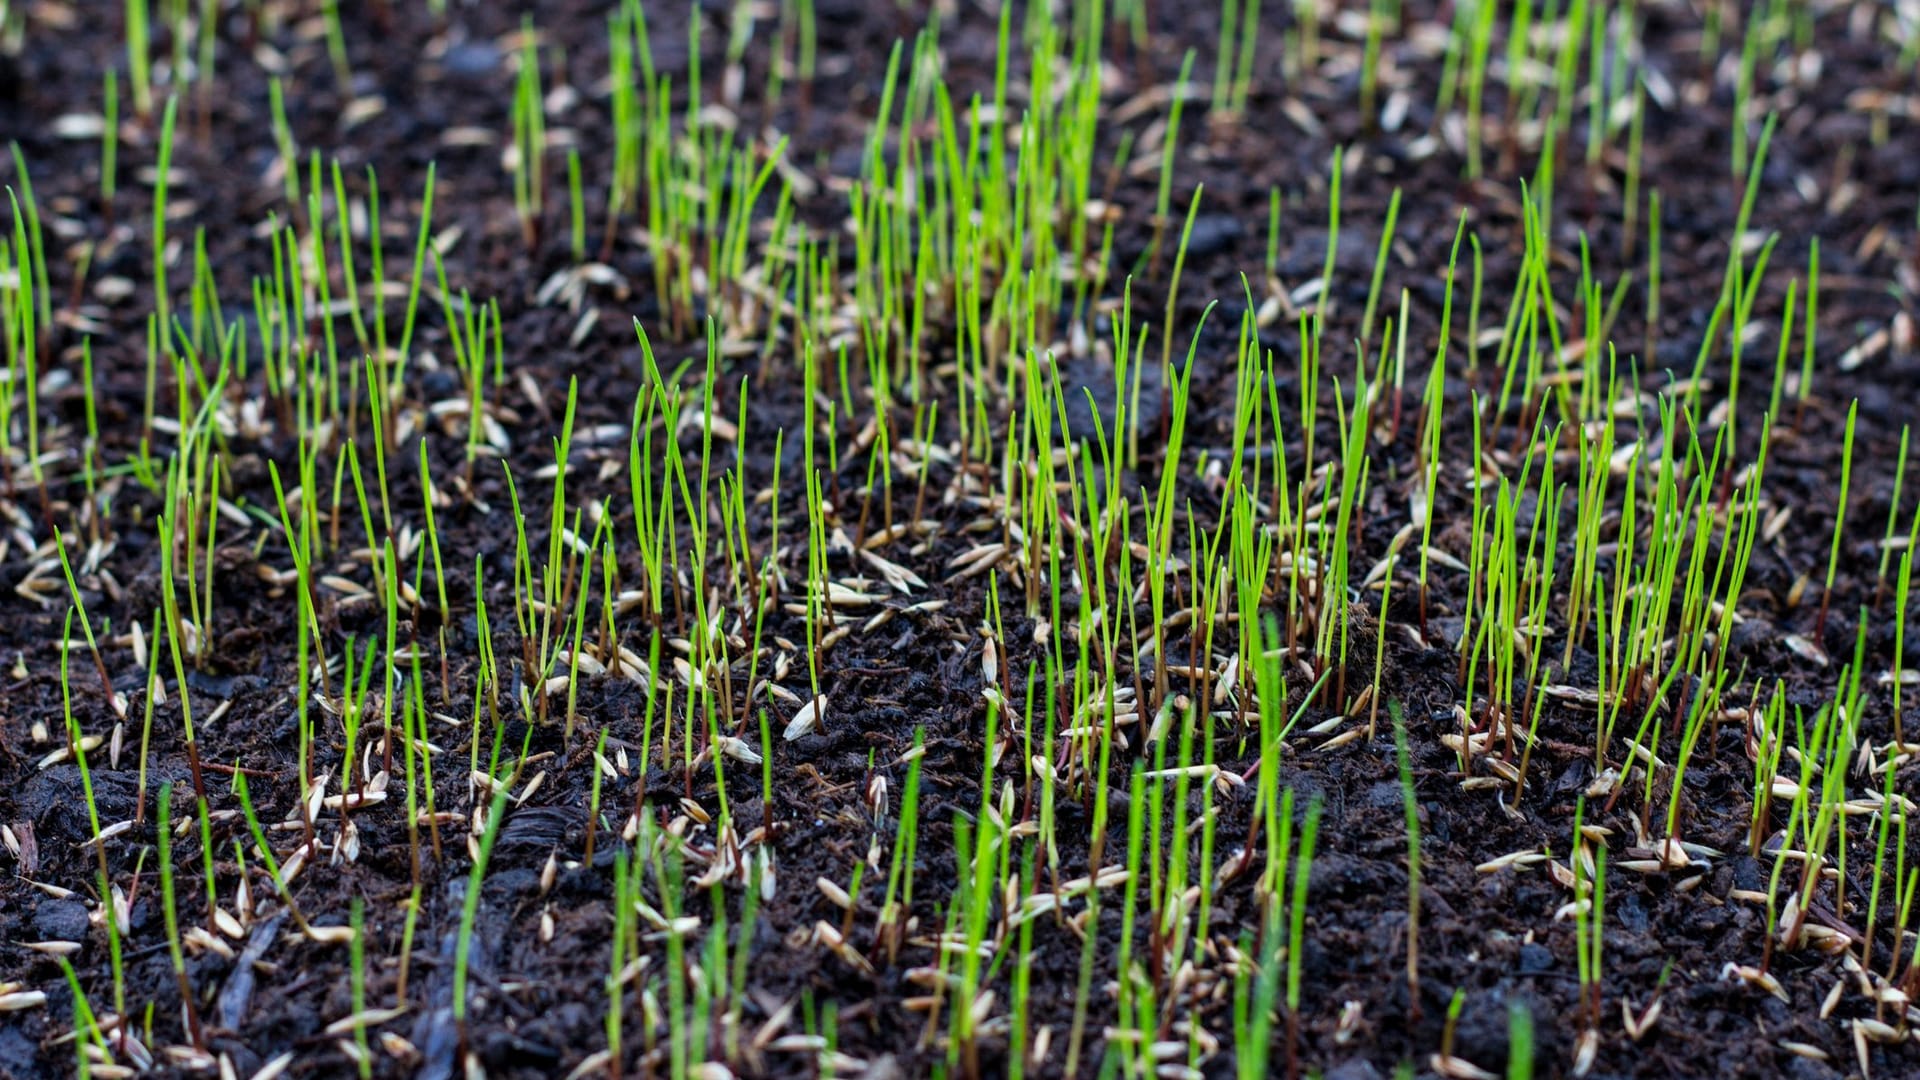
[32, 898, 90, 942]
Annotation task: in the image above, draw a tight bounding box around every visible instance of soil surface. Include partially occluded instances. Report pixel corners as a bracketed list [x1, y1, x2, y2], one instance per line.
[1, 1, 1919, 1079]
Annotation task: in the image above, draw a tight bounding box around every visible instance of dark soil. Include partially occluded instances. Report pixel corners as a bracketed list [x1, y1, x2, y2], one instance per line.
[1, 2, 1918, 1079]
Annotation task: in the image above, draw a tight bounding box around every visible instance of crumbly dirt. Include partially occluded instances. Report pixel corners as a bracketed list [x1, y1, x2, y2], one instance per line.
[1, 1, 1918, 1079]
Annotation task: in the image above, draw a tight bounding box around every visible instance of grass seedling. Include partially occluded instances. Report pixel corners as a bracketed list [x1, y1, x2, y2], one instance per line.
[1439, 988, 1468, 1067]
[1284, 796, 1324, 1080]
[1814, 399, 1858, 640]
[1359, 0, 1393, 126]
[1879, 424, 1911, 598]
[1571, 799, 1608, 1026]
[125, 0, 152, 118]
[1146, 49, 1196, 275]
[1160, 186, 1205, 374]
[151, 95, 177, 356]
[157, 503, 221, 925]
[510, 19, 546, 250]
[605, 844, 632, 1080]
[393, 162, 438, 383]
[1893, 502, 1919, 745]
[1797, 237, 1819, 424]
[1368, 554, 1395, 736]
[1463, 0, 1497, 176]
[454, 773, 514, 1033]
[347, 896, 370, 1076]
[154, 783, 202, 1047]
[1360, 188, 1402, 350]
[1391, 701, 1423, 1021]
[322, 0, 352, 90]
[100, 70, 119, 216]
[51, 527, 121, 721]
[1317, 146, 1344, 320]
[1230, 0, 1260, 114]
[56, 956, 108, 1069]
[59, 608, 128, 1043]
[1212, 0, 1241, 114]
[1508, 1000, 1534, 1080]
[567, 146, 585, 263]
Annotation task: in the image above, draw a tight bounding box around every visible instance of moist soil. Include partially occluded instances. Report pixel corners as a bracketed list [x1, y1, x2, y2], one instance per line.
[1, 2, 1918, 1079]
